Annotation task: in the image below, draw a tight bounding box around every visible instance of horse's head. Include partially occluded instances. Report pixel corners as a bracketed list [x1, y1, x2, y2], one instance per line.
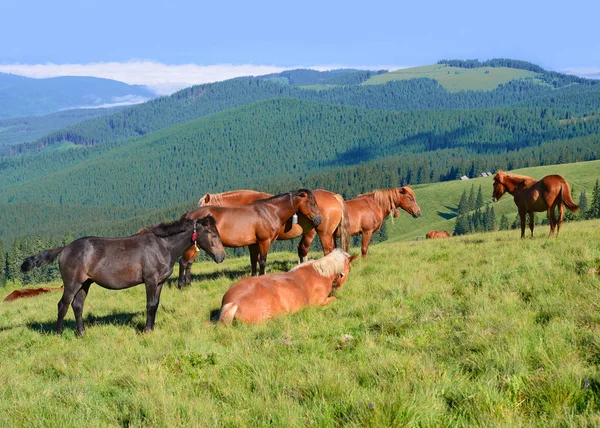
[492, 171, 506, 202]
[292, 189, 322, 227]
[395, 185, 422, 219]
[332, 253, 358, 291]
[194, 215, 226, 263]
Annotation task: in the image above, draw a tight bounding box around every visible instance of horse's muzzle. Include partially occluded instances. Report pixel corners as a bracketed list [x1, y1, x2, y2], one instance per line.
[492, 197, 497, 203]
[412, 211, 422, 219]
[311, 216, 323, 227]
[214, 251, 226, 264]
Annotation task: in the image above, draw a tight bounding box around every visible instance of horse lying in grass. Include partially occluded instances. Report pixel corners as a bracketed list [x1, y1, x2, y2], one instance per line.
[492, 171, 579, 238]
[198, 188, 350, 263]
[3, 286, 63, 303]
[180, 189, 323, 284]
[21, 216, 225, 335]
[426, 231, 451, 239]
[219, 249, 358, 325]
[343, 186, 422, 257]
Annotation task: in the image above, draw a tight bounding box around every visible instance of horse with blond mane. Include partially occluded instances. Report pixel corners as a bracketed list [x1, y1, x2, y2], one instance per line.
[198, 189, 350, 263]
[219, 249, 358, 325]
[492, 171, 579, 238]
[331, 186, 422, 257]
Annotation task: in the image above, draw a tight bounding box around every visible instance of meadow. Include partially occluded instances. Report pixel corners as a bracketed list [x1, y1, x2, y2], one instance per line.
[1, 218, 600, 426]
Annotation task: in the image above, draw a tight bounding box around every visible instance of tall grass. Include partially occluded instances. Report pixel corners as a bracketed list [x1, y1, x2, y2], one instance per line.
[1, 220, 600, 426]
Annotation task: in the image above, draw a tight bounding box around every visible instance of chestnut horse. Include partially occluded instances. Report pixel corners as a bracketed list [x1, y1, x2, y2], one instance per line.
[180, 189, 323, 284]
[329, 186, 422, 257]
[426, 231, 451, 239]
[492, 171, 579, 238]
[4, 286, 63, 303]
[219, 249, 358, 325]
[21, 216, 225, 335]
[198, 189, 350, 263]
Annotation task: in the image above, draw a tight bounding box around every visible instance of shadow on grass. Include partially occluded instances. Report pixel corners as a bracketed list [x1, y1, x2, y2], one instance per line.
[26, 311, 144, 334]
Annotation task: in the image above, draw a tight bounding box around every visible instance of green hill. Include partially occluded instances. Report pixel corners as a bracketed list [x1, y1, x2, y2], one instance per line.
[1, 219, 599, 425]
[387, 159, 600, 242]
[364, 64, 539, 91]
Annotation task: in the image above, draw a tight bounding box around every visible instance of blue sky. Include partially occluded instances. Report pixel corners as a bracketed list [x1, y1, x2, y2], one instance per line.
[1, 0, 599, 92]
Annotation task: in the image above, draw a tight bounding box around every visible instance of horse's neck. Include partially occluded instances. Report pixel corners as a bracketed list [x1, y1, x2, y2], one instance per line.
[295, 264, 334, 297]
[156, 231, 193, 263]
[504, 176, 536, 195]
[264, 194, 296, 220]
[364, 193, 392, 218]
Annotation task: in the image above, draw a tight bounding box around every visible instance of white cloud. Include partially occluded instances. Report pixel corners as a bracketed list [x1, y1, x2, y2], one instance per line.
[560, 67, 600, 80]
[0, 61, 406, 95]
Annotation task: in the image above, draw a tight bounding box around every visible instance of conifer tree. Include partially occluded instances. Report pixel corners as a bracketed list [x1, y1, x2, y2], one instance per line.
[457, 190, 469, 216]
[489, 206, 497, 231]
[499, 214, 509, 230]
[467, 185, 476, 212]
[0, 239, 5, 286]
[578, 191, 588, 219]
[475, 185, 484, 209]
[590, 179, 600, 219]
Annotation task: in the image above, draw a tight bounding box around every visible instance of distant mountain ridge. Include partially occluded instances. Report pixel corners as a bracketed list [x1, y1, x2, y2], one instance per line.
[0, 72, 156, 119]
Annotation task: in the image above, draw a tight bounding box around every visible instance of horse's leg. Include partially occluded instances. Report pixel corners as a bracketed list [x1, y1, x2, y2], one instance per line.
[298, 229, 317, 264]
[177, 258, 188, 289]
[249, 244, 260, 276]
[178, 246, 198, 289]
[319, 231, 336, 256]
[258, 240, 271, 276]
[528, 211, 535, 237]
[320, 296, 336, 306]
[144, 280, 164, 332]
[556, 204, 565, 238]
[57, 281, 82, 335]
[519, 209, 526, 239]
[71, 280, 92, 336]
[361, 230, 373, 258]
[547, 206, 556, 238]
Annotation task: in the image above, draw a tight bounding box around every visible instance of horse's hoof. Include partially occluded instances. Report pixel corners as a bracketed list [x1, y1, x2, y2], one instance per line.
[76, 330, 86, 337]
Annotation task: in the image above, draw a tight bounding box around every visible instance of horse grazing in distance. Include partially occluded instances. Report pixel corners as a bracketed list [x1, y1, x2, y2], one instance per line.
[426, 231, 451, 239]
[21, 216, 225, 335]
[198, 189, 350, 263]
[344, 186, 422, 257]
[219, 249, 358, 325]
[4, 286, 63, 303]
[181, 189, 323, 283]
[492, 171, 579, 238]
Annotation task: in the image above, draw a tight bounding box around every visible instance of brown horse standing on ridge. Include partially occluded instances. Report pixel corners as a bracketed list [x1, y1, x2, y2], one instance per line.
[219, 249, 358, 325]
[492, 171, 579, 238]
[426, 231, 451, 239]
[198, 189, 350, 264]
[180, 189, 323, 284]
[317, 186, 422, 258]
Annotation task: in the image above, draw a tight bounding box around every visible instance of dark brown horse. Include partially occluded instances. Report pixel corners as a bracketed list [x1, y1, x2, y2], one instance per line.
[198, 189, 350, 263]
[426, 230, 451, 239]
[4, 286, 63, 303]
[180, 189, 323, 284]
[492, 171, 579, 238]
[21, 216, 225, 335]
[219, 249, 358, 325]
[343, 186, 422, 257]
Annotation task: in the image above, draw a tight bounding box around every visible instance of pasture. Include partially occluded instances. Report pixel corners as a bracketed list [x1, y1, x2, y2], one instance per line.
[363, 64, 539, 91]
[1, 220, 600, 426]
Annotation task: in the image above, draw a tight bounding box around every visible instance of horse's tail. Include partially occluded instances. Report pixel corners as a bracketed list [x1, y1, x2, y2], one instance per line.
[333, 194, 350, 253]
[219, 302, 238, 326]
[561, 180, 580, 213]
[21, 247, 64, 272]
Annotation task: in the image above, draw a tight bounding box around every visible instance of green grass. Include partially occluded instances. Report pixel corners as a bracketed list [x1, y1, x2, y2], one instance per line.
[364, 64, 540, 91]
[388, 159, 600, 242]
[1, 219, 600, 425]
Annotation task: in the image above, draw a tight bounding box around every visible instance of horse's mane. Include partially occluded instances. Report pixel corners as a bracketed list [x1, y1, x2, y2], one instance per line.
[291, 249, 349, 277]
[198, 190, 273, 207]
[358, 188, 398, 213]
[496, 171, 537, 187]
[140, 218, 193, 238]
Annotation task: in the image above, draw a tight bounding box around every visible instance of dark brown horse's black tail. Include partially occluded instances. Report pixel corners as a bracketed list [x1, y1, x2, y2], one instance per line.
[21, 247, 64, 272]
[333, 194, 350, 253]
[561, 180, 580, 213]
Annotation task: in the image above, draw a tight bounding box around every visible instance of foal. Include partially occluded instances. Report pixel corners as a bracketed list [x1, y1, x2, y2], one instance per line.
[219, 249, 358, 325]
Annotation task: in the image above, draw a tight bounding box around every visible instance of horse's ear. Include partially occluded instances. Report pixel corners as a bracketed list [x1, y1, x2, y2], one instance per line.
[349, 254, 359, 263]
[399, 187, 407, 194]
[297, 189, 308, 198]
[204, 193, 211, 203]
[405, 184, 411, 188]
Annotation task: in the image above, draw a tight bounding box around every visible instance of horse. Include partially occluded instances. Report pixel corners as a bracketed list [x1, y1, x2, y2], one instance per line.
[180, 189, 323, 284]
[198, 188, 350, 263]
[426, 231, 451, 239]
[219, 249, 358, 325]
[492, 171, 579, 238]
[20, 216, 226, 335]
[344, 186, 422, 257]
[4, 286, 63, 303]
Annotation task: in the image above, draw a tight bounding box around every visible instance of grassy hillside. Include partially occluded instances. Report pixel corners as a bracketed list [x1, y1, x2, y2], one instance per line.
[364, 64, 539, 91]
[1, 220, 599, 425]
[388, 159, 600, 241]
